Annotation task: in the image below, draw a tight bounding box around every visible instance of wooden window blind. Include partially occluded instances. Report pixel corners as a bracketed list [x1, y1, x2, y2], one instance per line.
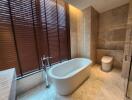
[59, 27, 69, 60]
[0, 0, 70, 76]
[10, 0, 39, 74]
[57, 0, 66, 27]
[40, 0, 70, 63]
[0, 0, 21, 75]
[44, 0, 60, 63]
[31, 0, 44, 67]
[38, 0, 49, 58]
[57, 0, 69, 60]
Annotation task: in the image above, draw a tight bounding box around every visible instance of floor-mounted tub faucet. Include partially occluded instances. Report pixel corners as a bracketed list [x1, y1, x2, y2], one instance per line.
[43, 56, 52, 68]
[41, 55, 52, 88]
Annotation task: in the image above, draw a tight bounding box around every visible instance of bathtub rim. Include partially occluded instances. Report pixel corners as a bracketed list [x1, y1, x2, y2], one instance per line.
[48, 58, 92, 80]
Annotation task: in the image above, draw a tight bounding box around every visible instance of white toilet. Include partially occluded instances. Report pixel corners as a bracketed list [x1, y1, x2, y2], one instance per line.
[101, 56, 113, 72]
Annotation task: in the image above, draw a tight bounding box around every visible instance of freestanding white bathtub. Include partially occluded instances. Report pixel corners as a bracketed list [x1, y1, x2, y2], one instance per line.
[48, 58, 92, 95]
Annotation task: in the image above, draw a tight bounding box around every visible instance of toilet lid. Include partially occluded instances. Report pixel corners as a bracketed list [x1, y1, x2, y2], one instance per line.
[101, 56, 113, 63]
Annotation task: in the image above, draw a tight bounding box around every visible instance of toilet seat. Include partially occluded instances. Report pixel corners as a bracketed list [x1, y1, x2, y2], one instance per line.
[101, 56, 113, 63]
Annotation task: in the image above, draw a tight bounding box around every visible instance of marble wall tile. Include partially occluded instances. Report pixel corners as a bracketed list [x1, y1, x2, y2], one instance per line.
[69, 5, 99, 62]
[97, 4, 129, 69]
[69, 5, 82, 58]
[83, 6, 99, 63]
[122, 0, 132, 78]
[98, 4, 129, 50]
[96, 49, 124, 69]
[69, 4, 129, 69]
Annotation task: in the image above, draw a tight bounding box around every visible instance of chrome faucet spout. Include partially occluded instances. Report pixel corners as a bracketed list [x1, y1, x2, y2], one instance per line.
[41, 56, 49, 88]
[43, 56, 52, 68]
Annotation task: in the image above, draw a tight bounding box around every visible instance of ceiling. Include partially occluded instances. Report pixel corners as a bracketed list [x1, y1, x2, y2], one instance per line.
[65, 0, 129, 13]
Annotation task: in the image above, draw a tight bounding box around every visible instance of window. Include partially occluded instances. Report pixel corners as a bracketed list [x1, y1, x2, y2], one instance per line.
[0, 0, 70, 76]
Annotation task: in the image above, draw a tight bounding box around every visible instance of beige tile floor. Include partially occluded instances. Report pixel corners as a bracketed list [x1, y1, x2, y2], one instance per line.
[17, 65, 126, 100]
[127, 82, 132, 99]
